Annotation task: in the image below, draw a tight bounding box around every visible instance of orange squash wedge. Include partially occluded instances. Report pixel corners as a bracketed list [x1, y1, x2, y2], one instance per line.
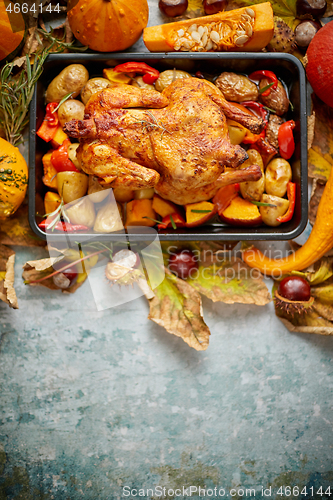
[143, 2, 273, 53]
[0, 0, 26, 63]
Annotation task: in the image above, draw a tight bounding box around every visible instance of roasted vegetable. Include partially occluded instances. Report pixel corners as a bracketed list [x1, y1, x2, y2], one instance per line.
[239, 149, 265, 202]
[56, 171, 88, 204]
[46, 64, 89, 103]
[215, 72, 259, 102]
[126, 199, 157, 227]
[259, 194, 289, 227]
[219, 196, 262, 226]
[265, 158, 292, 197]
[81, 78, 111, 105]
[259, 79, 289, 116]
[155, 69, 191, 92]
[58, 99, 85, 127]
[65, 197, 96, 228]
[93, 199, 124, 233]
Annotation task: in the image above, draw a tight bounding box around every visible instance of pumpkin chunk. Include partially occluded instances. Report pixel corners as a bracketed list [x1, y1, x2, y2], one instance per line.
[143, 3, 273, 52]
[219, 196, 262, 226]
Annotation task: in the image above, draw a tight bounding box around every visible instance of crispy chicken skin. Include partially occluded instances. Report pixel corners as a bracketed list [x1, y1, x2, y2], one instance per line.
[64, 78, 264, 205]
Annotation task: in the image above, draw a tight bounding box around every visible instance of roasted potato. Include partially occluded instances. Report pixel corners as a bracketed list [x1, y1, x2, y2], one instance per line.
[81, 78, 111, 105]
[265, 158, 292, 197]
[93, 198, 124, 233]
[240, 149, 265, 202]
[265, 114, 283, 150]
[66, 197, 95, 227]
[227, 119, 247, 145]
[134, 188, 155, 200]
[46, 64, 89, 103]
[58, 99, 85, 127]
[215, 72, 259, 102]
[259, 79, 289, 116]
[67, 143, 81, 170]
[113, 186, 135, 203]
[87, 175, 110, 203]
[56, 171, 89, 204]
[131, 76, 155, 91]
[155, 69, 191, 92]
[260, 194, 289, 226]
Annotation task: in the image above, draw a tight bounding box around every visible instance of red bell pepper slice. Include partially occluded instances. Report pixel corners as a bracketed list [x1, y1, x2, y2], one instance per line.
[277, 182, 296, 223]
[51, 138, 80, 172]
[114, 62, 160, 84]
[248, 70, 278, 97]
[213, 183, 240, 216]
[158, 212, 186, 230]
[278, 120, 296, 160]
[39, 220, 89, 232]
[36, 103, 59, 142]
[242, 101, 268, 124]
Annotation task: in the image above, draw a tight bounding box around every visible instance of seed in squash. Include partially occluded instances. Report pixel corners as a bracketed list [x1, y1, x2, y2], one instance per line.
[159, 0, 188, 17]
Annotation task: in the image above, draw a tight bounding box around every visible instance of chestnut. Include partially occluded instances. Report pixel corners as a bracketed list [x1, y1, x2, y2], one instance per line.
[168, 249, 198, 279]
[203, 0, 228, 15]
[53, 264, 78, 289]
[296, 0, 327, 18]
[277, 276, 311, 302]
[295, 20, 321, 48]
[159, 0, 188, 17]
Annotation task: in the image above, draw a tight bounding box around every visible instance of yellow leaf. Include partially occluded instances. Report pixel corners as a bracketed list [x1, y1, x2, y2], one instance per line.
[308, 147, 332, 181]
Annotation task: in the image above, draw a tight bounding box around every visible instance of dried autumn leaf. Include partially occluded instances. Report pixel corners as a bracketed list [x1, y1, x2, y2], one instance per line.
[148, 268, 210, 351]
[187, 256, 271, 305]
[0, 244, 18, 309]
[279, 316, 333, 335]
[324, 0, 333, 16]
[309, 179, 326, 226]
[308, 94, 333, 181]
[0, 204, 46, 246]
[22, 247, 89, 293]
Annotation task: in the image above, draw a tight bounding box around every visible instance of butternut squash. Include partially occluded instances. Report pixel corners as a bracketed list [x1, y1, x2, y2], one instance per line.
[143, 2, 273, 53]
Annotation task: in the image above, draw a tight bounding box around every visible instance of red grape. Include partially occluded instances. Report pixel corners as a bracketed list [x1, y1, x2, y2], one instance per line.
[168, 249, 198, 279]
[159, 0, 188, 17]
[277, 276, 311, 302]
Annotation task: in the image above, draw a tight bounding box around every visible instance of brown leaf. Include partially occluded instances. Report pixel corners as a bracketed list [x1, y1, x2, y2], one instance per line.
[308, 179, 326, 226]
[22, 247, 88, 293]
[187, 256, 271, 306]
[0, 245, 18, 309]
[307, 112, 315, 150]
[148, 268, 210, 351]
[0, 204, 46, 247]
[308, 94, 333, 180]
[312, 299, 333, 322]
[279, 316, 333, 335]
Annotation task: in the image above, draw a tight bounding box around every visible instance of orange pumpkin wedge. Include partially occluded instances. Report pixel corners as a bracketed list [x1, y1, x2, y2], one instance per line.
[219, 196, 262, 227]
[0, 0, 26, 63]
[185, 201, 217, 227]
[143, 3, 273, 53]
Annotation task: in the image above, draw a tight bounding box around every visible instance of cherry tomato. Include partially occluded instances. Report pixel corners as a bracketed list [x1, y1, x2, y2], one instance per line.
[168, 249, 198, 279]
[277, 276, 311, 301]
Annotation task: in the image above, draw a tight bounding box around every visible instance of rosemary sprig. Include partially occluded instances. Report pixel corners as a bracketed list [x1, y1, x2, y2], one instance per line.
[131, 110, 170, 140]
[44, 196, 70, 231]
[250, 200, 277, 208]
[37, 27, 88, 53]
[170, 214, 177, 230]
[259, 82, 274, 94]
[143, 216, 162, 225]
[52, 92, 74, 113]
[0, 51, 50, 146]
[191, 209, 212, 213]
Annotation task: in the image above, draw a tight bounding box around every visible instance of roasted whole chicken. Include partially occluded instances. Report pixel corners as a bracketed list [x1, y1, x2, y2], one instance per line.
[64, 78, 264, 205]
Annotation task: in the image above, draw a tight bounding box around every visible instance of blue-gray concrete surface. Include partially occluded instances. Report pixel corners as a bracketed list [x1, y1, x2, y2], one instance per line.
[1, 247, 333, 499]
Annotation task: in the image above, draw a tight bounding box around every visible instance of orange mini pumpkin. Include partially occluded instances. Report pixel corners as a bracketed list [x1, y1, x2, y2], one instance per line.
[0, 0, 26, 63]
[0, 138, 28, 218]
[67, 0, 149, 52]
